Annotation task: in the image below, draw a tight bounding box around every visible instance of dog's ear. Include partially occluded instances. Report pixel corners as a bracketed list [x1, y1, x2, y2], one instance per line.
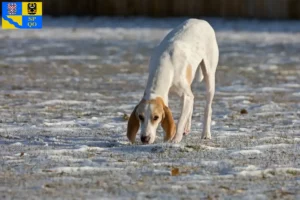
[127, 105, 140, 143]
[161, 106, 176, 141]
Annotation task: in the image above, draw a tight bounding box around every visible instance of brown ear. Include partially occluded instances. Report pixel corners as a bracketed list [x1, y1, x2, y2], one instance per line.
[161, 106, 176, 141]
[127, 105, 139, 143]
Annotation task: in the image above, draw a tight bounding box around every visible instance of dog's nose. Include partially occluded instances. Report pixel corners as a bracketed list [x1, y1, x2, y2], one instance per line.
[141, 136, 150, 144]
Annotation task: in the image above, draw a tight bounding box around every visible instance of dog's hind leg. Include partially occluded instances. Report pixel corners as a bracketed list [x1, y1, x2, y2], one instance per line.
[200, 59, 216, 139]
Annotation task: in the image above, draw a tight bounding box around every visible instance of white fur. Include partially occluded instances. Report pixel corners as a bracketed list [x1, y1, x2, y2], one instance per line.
[143, 19, 219, 143]
[140, 104, 159, 144]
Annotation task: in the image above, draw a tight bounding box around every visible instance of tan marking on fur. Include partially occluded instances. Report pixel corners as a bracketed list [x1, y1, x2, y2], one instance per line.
[127, 105, 140, 144]
[154, 97, 176, 141]
[149, 98, 164, 125]
[127, 98, 147, 143]
[186, 64, 192, 85]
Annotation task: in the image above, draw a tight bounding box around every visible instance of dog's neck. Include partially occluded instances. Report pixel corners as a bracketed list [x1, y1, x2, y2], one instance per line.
[143, 91, 168, 107]
[144, 65, 172, 106]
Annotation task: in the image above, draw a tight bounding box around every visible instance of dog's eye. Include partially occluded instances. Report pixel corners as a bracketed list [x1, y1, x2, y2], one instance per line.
[138, 115, 144, 121]
[153, 116, 159, 121]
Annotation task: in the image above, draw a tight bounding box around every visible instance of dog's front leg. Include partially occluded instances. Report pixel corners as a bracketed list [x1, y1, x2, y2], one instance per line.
[172, 93, 194, 143]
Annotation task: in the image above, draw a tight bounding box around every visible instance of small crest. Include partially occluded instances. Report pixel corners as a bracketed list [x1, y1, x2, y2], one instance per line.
[27, 3, 37, 15]
[7, 3, 17, 15]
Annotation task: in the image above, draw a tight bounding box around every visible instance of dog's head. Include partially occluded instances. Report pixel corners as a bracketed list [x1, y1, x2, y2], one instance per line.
[127, 97, 176, 144]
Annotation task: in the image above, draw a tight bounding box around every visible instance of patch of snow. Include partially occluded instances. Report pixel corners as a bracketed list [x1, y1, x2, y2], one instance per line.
[10, 142, 23, 146]
[38, 100, 91, 106]
[47, 166, 123, 175]
[141, 170, 171, 176]
[238, 167, 300, 177]
[229, 149, 262, 158]
[251, 143, 293, 150]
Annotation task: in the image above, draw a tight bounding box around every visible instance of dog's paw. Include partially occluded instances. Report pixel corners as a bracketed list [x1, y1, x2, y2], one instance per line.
[183, 130, 190, 136]
[183, 120, 191, 136]
[201, 132, 211, 140]
[171, 133, 183, 143]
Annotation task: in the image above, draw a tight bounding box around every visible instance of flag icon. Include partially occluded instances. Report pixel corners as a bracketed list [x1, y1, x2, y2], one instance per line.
[2, 2, 42, 29]
[7, 3, 17, 15]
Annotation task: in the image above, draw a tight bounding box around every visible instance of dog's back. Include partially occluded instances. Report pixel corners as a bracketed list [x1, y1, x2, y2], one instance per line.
[146, 19, 218, 97]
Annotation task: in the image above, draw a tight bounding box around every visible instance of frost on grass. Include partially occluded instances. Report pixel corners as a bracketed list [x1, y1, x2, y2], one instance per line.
[0, 17, 300, 199]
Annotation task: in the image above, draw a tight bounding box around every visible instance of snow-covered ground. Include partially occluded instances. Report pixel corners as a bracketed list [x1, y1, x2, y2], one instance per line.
[0, 17, 300, 199]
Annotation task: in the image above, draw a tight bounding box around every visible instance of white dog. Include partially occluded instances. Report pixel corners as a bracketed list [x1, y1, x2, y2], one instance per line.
[127, 19, 219, 144]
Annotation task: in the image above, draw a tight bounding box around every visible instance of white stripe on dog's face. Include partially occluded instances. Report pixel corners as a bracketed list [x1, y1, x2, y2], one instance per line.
[135, 98, 164, 144]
